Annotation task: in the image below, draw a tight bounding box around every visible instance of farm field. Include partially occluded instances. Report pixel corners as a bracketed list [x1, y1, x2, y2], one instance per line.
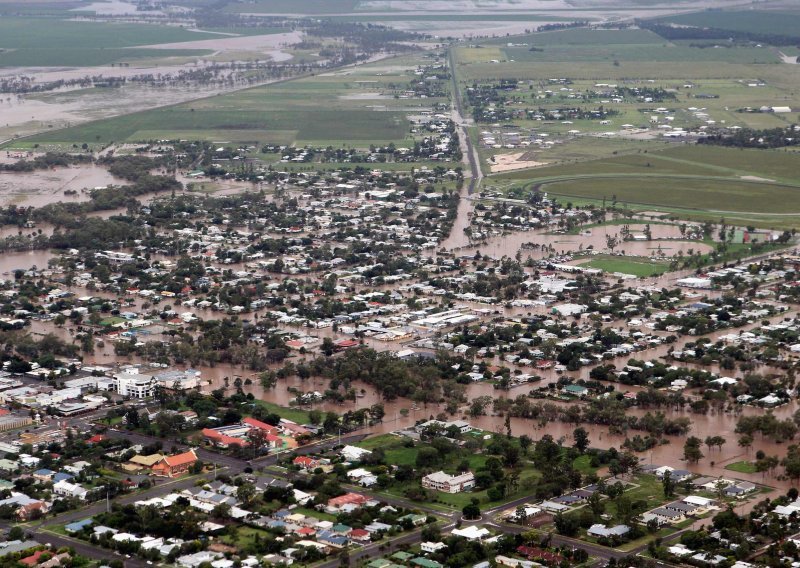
[487, 146, 800, 228]
[0, 17, 221, 67]
[656, 10, 800, 37]
[18, 53, 447, 149]
[450, 23, 800, 230]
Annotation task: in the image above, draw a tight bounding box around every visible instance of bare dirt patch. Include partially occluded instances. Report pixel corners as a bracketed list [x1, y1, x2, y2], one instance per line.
[489, 151, 548, 173]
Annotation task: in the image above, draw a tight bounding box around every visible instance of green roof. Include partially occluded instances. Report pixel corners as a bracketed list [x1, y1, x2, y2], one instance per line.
[412, 558, 443, 568]
[367, 560, 391, 568]
[332, 523, 351, 533]
[391, 551, 414, 561]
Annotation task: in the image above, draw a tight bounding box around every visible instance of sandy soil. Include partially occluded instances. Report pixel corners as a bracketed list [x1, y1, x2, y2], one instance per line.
[740, 175, 776, 182]
[143, 31, 302, 56]
[489, 151, 548, 173]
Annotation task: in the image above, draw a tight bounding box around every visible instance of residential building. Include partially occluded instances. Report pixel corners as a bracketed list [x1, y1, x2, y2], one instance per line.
[422, 471, 475, 493]
[151, 450, 198, 478]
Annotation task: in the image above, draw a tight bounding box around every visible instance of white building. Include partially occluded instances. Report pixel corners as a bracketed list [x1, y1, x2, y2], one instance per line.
[114, 371, 157, 398]
[422, 471, 475, 493]
[53, 480, 89, 500]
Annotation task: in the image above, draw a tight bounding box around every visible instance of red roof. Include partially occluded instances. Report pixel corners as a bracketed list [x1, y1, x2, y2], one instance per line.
[327, 493, 368, 507]
[293, 456, 317, 468]
[243, 417, 279, 435]
[87, 434, 105, 444]
[202, 428, 248, 447]
[281, 421, 310, 436]
[296, 527, 316, 536]
[517, 546, 564, 564]
[20, 550, 45, 566]
[160, 449, 198, 467]
[349, 529, 369, 538]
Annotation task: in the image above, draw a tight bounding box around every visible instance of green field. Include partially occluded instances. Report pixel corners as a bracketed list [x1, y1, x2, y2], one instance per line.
[0, 17, 222, 67]
[489, 144, 800, 225]
[542, 176, 800, 214]
[657, 10, 800, 38]
[725, 461, 758, 474]
[580, 256, 669, 277]
[252, 400, 310, 425]
[18, 54, 442, 149]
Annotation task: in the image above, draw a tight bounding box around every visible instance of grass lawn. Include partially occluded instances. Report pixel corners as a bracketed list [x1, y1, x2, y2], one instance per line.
[616, 526, 677, 552]
[43, 524, 69, 536]
[251, 400, 310, 424]
[572, 455, 595, 475]
[221, 526, 272, 552]
[294, 506, 337, 521]
[581, 256, 668, 277]
[357, 434, 548, 510]
[725, 461, 758, 474]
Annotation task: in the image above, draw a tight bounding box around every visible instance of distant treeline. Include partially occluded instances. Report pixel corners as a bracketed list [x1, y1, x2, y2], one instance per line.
[698, 126, 800, 149]
[638, 19, 800, 46]
[536, 21, 589, 32]
[1, 152, 92, 172]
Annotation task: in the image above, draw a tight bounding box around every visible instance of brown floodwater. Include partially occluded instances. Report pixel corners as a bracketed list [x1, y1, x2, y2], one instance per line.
[0, 164, 124, 207]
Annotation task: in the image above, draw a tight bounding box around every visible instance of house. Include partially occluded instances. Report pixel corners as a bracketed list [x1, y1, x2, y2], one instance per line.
[326, 492, 369, 513]
[347, 468, 378, 487]
[421, 542, 447, 553]
[398, 513, 427, 527]
[421, 471, 475, 493]
[683, 495, 716, 510]
[293, 456, 320, 471]
[32, 469, 56, 482]
[348, 528, 370, 543]
[53, 479, 90, 500]
[588, 524, 630, 538]
[341, 445, 372, 462]
[645, 507, 684, 524]
[151, 449, 198, 478]
[123, 453, 164, 473]
[243, 417, 280, 435]
[0, 493, 49, 520]
[65, 518, 94, 534]
[451, 526, 490, 540]
[411, 558, 443, 568]
[562, 384, 588, 397]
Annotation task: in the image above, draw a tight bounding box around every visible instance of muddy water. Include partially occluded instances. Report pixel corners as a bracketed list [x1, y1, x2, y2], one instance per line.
[0, 250, 57, 273]
[0, 164, 124, 207]
[198, 363, 796, 488]
[461, 221, 714, 261]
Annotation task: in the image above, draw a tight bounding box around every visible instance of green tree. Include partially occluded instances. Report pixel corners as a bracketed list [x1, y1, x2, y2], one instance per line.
[684, 436, 704, 464]
[573, 427, 590, 453]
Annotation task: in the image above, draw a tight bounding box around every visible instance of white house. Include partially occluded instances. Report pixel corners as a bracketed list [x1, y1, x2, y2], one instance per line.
[451, 526, 490, 540]
[53, 479, 89, 500]
[422, 471, 475, 493]
[340, 445, 372, 462]
[421, 542, 448, 553]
